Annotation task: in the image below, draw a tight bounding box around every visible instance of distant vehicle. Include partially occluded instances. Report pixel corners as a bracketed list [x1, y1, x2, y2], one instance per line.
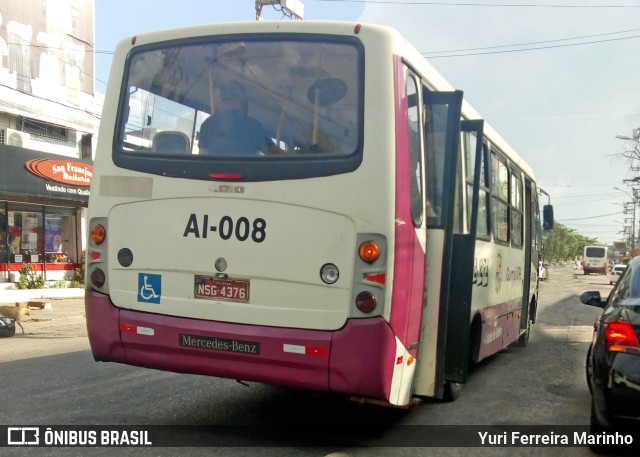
[581, 256, 640, 451]
[582, 245, 608, 275]
[609, 264, 627, 285]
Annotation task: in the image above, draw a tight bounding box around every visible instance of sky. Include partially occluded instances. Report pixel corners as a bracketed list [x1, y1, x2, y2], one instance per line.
[94, 0, 640, 247]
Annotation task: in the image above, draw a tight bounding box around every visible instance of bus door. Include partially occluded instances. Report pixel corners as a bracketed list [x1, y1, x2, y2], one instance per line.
[520, 178, 538, 334]
[413, 89, 463, 399]
[444, 119, 485, 385]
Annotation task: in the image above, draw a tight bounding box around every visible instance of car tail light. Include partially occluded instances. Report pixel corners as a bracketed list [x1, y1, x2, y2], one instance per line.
[605, 320, 640, 353]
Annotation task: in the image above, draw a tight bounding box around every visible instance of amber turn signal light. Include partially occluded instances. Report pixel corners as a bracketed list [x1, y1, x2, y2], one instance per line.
[358, 240, 379, 263]
[91, 224, 106, 244]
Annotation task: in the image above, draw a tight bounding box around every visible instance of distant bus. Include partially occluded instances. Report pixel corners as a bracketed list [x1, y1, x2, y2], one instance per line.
[583, 246, 608, 275]
[85, 20, 553, 406]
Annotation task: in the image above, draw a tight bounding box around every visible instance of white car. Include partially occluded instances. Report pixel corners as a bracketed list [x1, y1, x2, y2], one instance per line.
[609, 264, 627, 284]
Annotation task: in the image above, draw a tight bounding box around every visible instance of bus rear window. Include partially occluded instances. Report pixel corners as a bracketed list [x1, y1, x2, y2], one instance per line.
[113, 35, 363, 181]
[585, 247, 606, 258]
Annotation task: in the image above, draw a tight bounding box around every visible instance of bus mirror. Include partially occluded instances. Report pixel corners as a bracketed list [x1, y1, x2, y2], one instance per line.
[543, 205, 554, 230]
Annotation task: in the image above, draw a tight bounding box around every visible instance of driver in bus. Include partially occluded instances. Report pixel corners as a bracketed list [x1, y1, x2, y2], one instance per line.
[198, 81, 270, 156]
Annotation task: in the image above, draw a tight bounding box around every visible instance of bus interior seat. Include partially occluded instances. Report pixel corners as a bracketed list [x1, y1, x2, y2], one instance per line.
[152, 131, 190, 154]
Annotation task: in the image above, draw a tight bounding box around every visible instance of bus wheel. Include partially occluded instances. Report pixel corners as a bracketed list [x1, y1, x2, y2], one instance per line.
[443, 381, 461, 402]
[517, 319, 531, 347]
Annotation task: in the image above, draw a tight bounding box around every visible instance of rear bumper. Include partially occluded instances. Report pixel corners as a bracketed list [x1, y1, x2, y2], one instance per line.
[85, 290, 396, 400]
[592, 353, 640, 425]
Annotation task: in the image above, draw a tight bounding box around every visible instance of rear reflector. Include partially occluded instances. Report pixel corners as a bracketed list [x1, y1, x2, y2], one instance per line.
[364, 272, 386, 284]
[88, 250, 102, 261]
[120, 323, 155, 336]
[283, 344, 328, 357]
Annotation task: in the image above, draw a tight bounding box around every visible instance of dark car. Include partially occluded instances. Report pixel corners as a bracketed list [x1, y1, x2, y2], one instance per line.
[0, 314, 16, 337]
[581, 256, 640, 450]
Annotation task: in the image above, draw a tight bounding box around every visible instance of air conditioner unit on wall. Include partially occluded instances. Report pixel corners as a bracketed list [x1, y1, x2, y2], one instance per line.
[0, 128, 30, 148]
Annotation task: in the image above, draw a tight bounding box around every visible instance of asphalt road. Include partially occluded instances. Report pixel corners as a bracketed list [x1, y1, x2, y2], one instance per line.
[0, 268, 632, 456]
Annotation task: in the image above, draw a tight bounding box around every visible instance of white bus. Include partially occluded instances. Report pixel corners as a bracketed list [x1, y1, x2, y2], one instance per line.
[583, 245, 608, 275]
[85, 20, 553, 407]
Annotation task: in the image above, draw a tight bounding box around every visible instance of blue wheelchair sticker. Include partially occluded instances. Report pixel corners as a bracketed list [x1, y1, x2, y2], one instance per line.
[138, 273, 161, 304]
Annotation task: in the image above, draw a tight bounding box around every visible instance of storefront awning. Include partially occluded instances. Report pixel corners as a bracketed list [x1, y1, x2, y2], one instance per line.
[0, 145, 92, 205]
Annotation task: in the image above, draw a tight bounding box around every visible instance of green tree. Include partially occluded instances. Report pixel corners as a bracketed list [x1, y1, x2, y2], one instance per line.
[542, 222, 599, 262]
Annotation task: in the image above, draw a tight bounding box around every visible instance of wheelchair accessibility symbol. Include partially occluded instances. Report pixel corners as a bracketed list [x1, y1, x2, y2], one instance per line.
[138, 273, 161, 304]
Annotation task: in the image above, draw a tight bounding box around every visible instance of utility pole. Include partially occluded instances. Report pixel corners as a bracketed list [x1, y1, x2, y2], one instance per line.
[623, 202, 636, 257]
[614, 185, 639, 259]
[255, 0, 304, 20]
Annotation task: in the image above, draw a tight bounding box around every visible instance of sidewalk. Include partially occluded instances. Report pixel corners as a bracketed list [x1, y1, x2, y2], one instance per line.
[0, 288, 86, 331]
[0, 295, 88, 362]
[0, 287, 85, 303]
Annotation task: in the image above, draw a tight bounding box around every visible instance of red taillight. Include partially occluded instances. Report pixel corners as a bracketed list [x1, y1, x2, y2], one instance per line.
[355, 291, 377, 313]
[605, 320, 640, 352]
[210, 173, 242, 180]
[90, 268, 106, 288]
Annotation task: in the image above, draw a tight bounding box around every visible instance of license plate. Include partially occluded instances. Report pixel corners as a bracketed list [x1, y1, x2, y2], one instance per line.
[194, 276, 250, 303]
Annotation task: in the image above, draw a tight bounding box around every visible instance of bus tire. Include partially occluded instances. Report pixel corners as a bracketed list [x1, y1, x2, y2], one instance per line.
[517, 318, 531, 347]
[443, 381, 461, 402]
[469, 317, 482, 364]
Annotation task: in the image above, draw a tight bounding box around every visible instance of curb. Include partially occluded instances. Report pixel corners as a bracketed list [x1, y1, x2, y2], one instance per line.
[0, 288, 85, 303]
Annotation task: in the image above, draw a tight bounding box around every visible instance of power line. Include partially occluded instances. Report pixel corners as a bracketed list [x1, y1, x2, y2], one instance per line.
[562, 211, 620, 221]
[423, 34, 640, 58]
[314, 0, 640, 7]
[423, 27, 640, 56]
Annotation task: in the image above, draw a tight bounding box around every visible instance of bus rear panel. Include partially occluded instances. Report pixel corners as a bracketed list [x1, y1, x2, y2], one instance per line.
[86, 22, 421, 405]
[583, 245, 608, 275]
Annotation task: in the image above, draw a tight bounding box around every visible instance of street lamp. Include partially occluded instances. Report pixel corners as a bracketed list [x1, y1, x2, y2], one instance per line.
[616, 128, 640, 141]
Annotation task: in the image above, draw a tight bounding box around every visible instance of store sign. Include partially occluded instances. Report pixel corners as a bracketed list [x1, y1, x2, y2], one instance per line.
[0, 146, 92, 204]
[25, 159, 93, 187]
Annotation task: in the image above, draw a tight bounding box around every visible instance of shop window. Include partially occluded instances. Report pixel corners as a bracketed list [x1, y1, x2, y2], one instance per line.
[0, 209, 7, 263]
[2, 204, 78, 266]
[44, 209, 77, 263]
[7, 207, 43, 263]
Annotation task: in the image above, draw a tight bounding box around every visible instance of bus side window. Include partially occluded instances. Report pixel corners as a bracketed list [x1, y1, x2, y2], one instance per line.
[406, 74, 423, 227]
[490, 151, 509, 243]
